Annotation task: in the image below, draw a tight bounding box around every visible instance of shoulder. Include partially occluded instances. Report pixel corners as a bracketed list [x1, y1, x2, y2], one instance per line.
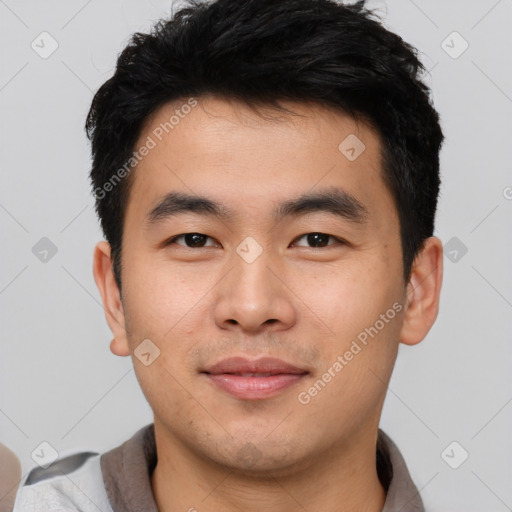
[13, 451, 114, 512]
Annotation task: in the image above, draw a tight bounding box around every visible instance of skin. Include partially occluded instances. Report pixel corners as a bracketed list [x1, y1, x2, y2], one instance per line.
[0, 444, 21, 512]
[93, 95, 443, 512]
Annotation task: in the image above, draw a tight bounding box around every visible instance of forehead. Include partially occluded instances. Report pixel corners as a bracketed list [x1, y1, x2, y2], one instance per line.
[126, 96, 397, 231]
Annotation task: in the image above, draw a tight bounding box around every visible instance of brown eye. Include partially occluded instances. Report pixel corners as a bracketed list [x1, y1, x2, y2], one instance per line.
[292, 232, 344, 248]
[167, 233, 217, 248]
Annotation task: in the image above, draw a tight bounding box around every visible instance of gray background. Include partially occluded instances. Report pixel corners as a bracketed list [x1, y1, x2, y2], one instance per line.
[1, 0, 511, 510]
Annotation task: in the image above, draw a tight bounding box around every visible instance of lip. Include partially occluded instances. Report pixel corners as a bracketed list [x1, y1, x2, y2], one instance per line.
[201, 356, 309, 400]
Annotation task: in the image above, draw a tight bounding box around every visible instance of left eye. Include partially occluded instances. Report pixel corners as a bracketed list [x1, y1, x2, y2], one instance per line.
[292, 233, 344, 248]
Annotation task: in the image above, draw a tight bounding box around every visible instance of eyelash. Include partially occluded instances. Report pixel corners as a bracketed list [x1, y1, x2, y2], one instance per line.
[164, 232, 346, 249]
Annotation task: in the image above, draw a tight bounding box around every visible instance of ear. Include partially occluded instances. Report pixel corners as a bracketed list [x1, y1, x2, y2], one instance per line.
[93, 241, 130, 357]
[399, 236, 443, 346]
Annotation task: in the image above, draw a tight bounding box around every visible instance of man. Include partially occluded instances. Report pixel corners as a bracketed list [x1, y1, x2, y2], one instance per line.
[13, 0, 444, 510]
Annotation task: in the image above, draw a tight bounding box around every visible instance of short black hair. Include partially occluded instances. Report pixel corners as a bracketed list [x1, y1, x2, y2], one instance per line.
[86, 0, 444, 292]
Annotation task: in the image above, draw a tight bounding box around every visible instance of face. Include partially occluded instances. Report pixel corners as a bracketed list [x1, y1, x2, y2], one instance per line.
[94, 95, 440, 476]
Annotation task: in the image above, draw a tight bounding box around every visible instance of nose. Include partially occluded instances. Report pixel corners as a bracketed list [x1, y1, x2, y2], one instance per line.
[213, 250, 297, 333]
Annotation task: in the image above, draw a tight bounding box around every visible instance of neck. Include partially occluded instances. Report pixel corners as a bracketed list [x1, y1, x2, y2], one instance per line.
[150, 422, 387, 512]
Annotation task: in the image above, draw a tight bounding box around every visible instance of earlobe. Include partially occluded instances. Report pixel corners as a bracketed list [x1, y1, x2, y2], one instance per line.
[399, 236, 443, 346]
[92, 241, 131, 357]
[110, 337, 130, 357]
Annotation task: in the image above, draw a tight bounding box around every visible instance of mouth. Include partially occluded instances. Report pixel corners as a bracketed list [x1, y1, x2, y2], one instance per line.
[200, 356, 309, 400]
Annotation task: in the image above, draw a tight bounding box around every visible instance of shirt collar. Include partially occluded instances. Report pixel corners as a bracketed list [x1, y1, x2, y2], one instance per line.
[101, 423, 424, 512]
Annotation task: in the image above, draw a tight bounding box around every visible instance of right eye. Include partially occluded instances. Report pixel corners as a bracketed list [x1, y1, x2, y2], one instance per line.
[164, 233, 220, 248]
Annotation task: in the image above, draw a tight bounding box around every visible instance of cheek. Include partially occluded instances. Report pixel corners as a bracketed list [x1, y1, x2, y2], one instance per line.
[308, 260, 399, 338]
[132, 358, 199, 435]
[122, 253, 202, 335]
[122, 255, 210, 375]
[296, 266, 401, 433]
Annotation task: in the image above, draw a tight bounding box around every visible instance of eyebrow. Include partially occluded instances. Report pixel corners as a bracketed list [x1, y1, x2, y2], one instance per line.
[146, 187, 369, 226]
